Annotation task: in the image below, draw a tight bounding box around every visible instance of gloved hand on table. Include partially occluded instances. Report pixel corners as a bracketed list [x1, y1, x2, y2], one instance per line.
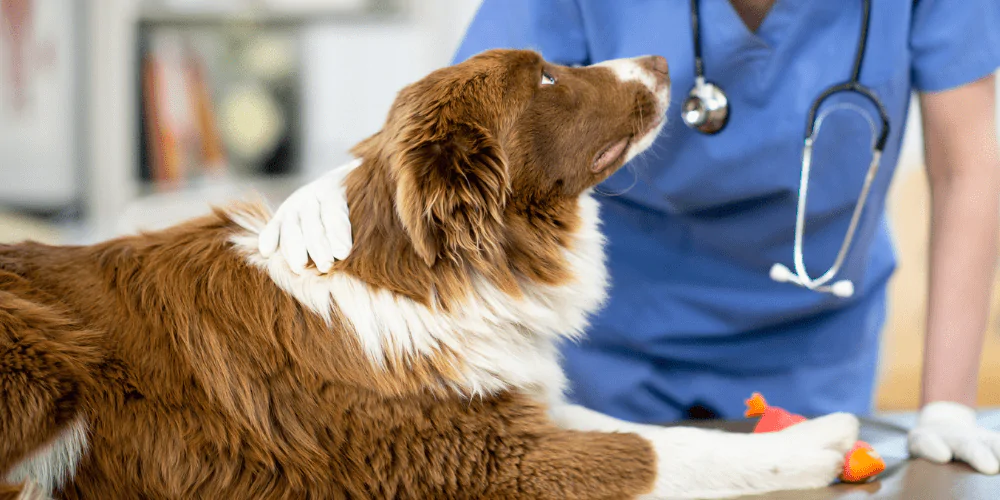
[909, 401, 1000, 475]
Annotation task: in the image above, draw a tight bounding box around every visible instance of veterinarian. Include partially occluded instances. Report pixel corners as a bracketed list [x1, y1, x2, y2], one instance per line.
[261, 0, 1000, 474]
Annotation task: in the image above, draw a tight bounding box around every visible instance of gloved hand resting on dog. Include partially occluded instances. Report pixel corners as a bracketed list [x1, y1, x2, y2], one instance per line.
[260, 164, 1000, 476]
[259, 159, 359, 274]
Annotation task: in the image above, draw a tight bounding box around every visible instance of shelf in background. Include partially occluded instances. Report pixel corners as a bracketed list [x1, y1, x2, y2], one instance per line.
[138, 0, 406, 27]
[117, 174, 305, 236]
[136, 173, 303, 198]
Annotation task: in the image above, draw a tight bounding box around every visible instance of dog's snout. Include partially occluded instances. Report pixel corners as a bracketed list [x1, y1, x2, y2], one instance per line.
[643, 55, 669, 76]
[634, 55, 669, 90]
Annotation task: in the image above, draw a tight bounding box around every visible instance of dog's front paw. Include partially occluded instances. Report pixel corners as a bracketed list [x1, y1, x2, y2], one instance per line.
[744, 413, 860, 490]
[641, 412, 859, 499]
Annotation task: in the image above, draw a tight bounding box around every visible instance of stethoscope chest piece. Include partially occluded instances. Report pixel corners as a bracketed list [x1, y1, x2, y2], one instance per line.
[682, 77, 729, 134]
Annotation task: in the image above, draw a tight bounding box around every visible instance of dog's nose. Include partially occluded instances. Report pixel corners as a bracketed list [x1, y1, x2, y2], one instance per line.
[637, 55, 669, 87]
[647, 55, 669, 75]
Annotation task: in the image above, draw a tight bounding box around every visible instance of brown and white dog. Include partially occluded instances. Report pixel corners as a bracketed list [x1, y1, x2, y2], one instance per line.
[0, 49, 859, 499]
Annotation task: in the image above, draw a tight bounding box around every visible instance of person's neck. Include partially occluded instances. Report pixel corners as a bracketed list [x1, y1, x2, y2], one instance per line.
[728, 0, 777, 33]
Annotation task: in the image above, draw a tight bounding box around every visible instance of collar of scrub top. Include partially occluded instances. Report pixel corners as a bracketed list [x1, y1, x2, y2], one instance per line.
[755, 0, 892, 298]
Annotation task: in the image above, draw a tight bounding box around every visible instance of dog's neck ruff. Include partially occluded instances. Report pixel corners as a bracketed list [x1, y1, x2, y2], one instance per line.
[230, 191, 608, 399]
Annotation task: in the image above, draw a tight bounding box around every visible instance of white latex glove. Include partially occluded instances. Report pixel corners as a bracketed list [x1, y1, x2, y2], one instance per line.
[258, 159, 359, 274]
[908, 400, 1000, 474]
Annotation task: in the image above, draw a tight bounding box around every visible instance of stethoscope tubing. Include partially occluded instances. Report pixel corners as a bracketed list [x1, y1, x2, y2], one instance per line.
[685, 0, 891, 298]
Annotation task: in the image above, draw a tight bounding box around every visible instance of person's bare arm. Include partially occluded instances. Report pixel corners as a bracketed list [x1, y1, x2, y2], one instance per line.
[919, 73, 1000, 407]
[908, 74, 1000, 476]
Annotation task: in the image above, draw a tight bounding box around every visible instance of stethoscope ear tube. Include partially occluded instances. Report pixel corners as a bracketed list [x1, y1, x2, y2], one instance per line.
[781, 124, 884, 300]
[805, 82, 891, 152]
[685, 0, 889, 298]
[773, 0, 887, 298]
[778, 80, 889, 299]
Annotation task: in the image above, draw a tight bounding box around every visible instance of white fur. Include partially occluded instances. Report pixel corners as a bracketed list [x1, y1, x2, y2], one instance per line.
[14, 480, 46, 500]
[551, 403, 860, 499]
[595, 58, 661, 93]
[5, 416, 88, 499]
[595, 57, 671, 163]
[232, 192, 608, 399]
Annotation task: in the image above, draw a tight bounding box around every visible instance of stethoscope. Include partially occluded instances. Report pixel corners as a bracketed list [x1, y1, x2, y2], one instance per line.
[682, 0, 890, 298]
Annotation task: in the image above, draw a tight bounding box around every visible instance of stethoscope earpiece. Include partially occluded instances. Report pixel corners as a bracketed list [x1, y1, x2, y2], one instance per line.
[769, 263, 855, 298]
[768, 263, 796, 284]
[829, 280, 855, 299]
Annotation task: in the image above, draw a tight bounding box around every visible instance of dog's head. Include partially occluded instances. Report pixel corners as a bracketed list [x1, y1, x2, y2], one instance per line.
[353, 49, 669, 268]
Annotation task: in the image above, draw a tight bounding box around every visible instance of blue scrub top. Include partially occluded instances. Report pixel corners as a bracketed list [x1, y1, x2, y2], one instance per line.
[454, 0, 1000, 423]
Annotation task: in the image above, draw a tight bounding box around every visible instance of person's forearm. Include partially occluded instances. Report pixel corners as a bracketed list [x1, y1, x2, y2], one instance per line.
[923, 159, 1000, 406]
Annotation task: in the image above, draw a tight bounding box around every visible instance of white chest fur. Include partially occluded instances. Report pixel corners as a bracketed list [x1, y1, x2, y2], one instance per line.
[232, 191, 609, 399]
[4, 416, 88, 499]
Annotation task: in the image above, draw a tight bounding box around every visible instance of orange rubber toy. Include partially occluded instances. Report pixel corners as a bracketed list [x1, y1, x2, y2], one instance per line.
[744, 392, 885, 483]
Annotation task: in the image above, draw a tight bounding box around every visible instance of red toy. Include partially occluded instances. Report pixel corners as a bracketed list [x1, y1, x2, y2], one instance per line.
[744, 393, 885, 483]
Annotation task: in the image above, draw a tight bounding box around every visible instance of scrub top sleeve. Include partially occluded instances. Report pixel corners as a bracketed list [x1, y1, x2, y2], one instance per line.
[909, 0, 1000, 92]
[452, 0, 590, 67]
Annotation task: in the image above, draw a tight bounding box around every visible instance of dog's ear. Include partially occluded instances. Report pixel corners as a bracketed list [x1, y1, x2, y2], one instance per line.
[392, 121, 509, 267]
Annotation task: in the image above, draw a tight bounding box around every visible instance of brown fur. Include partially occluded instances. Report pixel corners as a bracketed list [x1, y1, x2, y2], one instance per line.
[0, 49, 666, 499]
[337, 50, 662, 309]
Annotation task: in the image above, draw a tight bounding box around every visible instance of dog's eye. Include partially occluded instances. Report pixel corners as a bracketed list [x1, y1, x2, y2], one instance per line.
[541, 71, 557, 86]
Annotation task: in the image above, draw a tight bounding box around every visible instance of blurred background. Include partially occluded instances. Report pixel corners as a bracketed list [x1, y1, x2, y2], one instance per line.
[1, 0, 478, 238]
[0, 0, 997, 411]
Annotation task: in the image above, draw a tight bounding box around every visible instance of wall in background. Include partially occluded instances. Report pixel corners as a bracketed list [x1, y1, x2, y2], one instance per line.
[86, 0, 482, 239]
[299, 0, 481, 178]
[0, 0, 84, 211]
